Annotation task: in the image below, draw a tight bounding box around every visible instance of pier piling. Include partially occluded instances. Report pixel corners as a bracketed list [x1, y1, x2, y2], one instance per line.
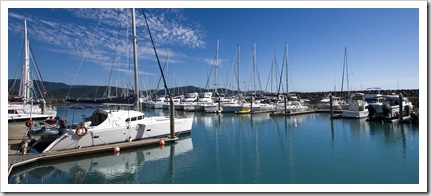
[399, 93, 403, 121]
[329, 94, 333, 117]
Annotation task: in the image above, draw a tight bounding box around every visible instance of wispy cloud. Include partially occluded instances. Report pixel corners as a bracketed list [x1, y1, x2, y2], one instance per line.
[139, 8, 206, 49]
[8, 8, 207, 72]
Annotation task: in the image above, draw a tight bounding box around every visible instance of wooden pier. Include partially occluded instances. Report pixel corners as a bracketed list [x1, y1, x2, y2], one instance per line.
[7, 122, 177, 176]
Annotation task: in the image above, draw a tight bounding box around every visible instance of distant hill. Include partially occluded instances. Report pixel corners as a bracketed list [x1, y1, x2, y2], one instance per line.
[8, 79, 419, 106]
[7, 80, 240, 100]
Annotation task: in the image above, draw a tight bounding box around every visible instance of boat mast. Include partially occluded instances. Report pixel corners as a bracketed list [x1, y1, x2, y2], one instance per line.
[285, 42, 289, 98]
[19, 20, 31, 104]
[345, 47, 349, 96]
[165, 52, 169, 97]
[341, 47, 349, 97]
[131, 8, 140, 111]
[253, 42, 257, 95]
[215, 39, 219, 95]
[237, 44, 240, 96]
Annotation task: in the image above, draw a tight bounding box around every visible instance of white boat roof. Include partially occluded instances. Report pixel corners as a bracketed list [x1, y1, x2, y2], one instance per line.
[364, 93, 383, 98]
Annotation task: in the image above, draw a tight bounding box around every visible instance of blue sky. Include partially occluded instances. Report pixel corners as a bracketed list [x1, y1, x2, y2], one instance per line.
[5, 2, 423, 93]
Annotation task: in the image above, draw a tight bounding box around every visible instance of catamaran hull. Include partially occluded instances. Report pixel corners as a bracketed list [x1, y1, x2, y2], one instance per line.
[40, 116, 193, 153]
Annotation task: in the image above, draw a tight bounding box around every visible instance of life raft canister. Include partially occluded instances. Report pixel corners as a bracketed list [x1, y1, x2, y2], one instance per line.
[75, 126, 88, 137]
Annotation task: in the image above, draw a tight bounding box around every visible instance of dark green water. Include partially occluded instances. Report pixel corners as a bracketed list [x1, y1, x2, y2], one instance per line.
[8, 105, 419, 184]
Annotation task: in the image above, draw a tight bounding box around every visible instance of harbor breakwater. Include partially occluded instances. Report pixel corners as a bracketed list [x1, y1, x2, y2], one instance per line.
[295, 89, 419, 107]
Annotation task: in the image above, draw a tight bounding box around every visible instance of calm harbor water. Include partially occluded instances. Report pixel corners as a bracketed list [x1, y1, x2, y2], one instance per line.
[8, 104, 419, 184]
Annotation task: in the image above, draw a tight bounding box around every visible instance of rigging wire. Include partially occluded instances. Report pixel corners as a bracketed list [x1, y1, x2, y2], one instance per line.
[65, 9, 107, 100]
[204, 54, 216, 90]
[140, 9, 172, 98]
[29, 45, 52, 106]
[8, 35, 25, 96]
[223, 47, 238, 96]
[106, 10, 126, 98]
[277, 45, 286, 95]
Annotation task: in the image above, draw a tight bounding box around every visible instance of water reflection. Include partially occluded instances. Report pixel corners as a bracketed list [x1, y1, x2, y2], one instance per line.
[330, 117, 418, 159]
[269, 114, 318, 183]
[9, 137, 193, 184]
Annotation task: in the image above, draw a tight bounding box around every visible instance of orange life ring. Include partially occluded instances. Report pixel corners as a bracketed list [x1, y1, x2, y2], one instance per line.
[25, 120, 34, 127]
[75, 126, 88, 137]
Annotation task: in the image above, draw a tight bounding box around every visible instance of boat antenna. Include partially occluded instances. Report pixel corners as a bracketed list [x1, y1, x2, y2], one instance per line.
[141, 8, 176, 139]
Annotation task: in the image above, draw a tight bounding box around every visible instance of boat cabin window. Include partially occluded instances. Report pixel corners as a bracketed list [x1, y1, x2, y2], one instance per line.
[8, 110, 18, 114]
[126, 117, 135, 122]
[126, 115, 144, 122]
[365, 98, 383, 104]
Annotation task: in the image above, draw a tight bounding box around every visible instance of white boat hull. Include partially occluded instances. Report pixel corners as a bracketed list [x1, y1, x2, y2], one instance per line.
[8, 103, 57, 122]
[342, 110, 369, 118]
[40, 114, 193, 153]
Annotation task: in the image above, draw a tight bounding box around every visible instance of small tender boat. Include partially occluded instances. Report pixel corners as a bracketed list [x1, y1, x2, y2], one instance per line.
[234, 108, 251, 114]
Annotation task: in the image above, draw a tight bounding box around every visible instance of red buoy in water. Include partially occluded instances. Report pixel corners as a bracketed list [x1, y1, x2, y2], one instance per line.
[159, 140, 165, 146]
[114, 146, 120, 153]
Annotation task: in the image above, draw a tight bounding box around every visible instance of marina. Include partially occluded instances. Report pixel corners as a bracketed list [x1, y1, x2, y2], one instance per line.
[4, 4, 425, 192]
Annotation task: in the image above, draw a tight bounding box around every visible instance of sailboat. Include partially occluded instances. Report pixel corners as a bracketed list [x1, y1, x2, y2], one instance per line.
[317, 47, 350, 112]
[8, 20, 57, 123]
[273, 42, 311, 115]
[30, 9, 194, 153]
[338, 47, 369, 118]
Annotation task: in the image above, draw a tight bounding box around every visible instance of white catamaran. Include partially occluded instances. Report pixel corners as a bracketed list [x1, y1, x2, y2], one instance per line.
[31, 9, 193, 153]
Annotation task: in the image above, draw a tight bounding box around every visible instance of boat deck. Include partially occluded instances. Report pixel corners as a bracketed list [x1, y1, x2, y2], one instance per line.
[7, 122, 177, 176]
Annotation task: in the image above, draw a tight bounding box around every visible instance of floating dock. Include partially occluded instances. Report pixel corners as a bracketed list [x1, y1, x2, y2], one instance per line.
[365, 116, 413, 123]
[270, 109, 316, 117]
[7, 122, 178, 176]
[315, 109, 343, 113]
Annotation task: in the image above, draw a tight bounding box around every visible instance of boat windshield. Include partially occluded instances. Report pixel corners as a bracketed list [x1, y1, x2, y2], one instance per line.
[86, 109, 108, 126]
[365, 98, 383, 103]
